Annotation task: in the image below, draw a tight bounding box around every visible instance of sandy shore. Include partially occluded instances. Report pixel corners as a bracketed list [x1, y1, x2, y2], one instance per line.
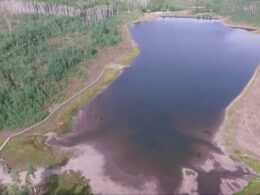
[143, 10, 260, 184]
[44, 133, 251, 194]
[216, 65, 260, 162]
[220, 17, 260, 34]
[137, 11, 260, 35]
[213, 15, 260, 186]
[1, 11, 260, 194]
[59, 144, 159, 194]
[215, 66, 260, 154]
[40, 14, 259, 194]
[131, 10, 260, 161]
[43, 130, 251, 194]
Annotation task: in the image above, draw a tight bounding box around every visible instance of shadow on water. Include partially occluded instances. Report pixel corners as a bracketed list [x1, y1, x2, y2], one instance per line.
[49, 18, 260, 194]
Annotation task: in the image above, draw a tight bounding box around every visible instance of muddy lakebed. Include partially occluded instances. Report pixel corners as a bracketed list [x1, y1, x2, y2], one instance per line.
[49, 18, 260, 194]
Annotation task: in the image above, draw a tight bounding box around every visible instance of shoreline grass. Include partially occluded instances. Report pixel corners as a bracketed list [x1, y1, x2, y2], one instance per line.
[0, 68, 120, 169]
[236, 178, 260, 195]
[0, 11, 141, 170]
[1, 7, 260, 194]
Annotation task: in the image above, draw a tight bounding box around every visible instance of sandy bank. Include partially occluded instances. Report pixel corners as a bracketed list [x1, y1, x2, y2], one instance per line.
[141, 10, 260, 180]
[216, 66, 260, 164]
[59, 144, 159, 194]
[45, 13, 259, 194]
[220, 17, 260, 34]
[47, 13, 260, 194]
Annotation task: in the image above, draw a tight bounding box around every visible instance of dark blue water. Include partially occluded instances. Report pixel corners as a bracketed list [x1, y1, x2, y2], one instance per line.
[54, 18, 260, 193]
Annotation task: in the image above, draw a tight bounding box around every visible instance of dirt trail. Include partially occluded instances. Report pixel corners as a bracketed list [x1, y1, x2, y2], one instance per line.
[0, 63, 124, 186]
[0, 65, 119, 153]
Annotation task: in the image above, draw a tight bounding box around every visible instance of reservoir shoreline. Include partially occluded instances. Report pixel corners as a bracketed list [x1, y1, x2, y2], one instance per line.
[216, 66, 260, 153]
[49, 14, 260, 194]
[1, 11, 260, 194]
[135, 10, 260, 159]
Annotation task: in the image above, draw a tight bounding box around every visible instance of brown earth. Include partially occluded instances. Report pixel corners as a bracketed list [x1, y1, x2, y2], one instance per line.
[216, 66, 260, 167]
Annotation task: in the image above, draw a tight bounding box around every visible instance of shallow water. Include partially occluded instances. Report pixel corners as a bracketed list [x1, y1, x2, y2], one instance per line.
[51, 18, 260, 193]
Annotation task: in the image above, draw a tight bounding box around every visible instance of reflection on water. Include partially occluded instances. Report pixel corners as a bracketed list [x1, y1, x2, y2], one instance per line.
[50, 18, 260, 193]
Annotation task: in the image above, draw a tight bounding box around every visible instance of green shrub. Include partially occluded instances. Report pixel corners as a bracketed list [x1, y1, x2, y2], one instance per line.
[91, 18, 121, 47]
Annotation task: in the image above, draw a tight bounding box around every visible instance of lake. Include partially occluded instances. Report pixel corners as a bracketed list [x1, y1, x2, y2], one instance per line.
[52, 18, 260, 193]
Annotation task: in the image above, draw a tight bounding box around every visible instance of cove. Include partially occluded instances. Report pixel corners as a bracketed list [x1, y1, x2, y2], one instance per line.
[51, 18, 260, 193]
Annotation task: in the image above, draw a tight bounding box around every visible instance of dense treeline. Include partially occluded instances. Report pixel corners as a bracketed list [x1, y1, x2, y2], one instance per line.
[21, 0, 150, 8]
[0, 0, 115, 18]
[211, 0, 260, 26]
[22, 0, 112, 7]
[0, 0, 150, 19]
[1, 0, 260, 130]
[91, 18, 121, 46]
[0, 0, 140, 130]
[143, 0, 185, 12]
[0, 14, 120, 130]
[15, 0, 260, 25]
[144, 0, 260, 26]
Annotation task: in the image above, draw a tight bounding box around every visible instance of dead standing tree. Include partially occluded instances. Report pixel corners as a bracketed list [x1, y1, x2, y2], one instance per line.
[80, 4, 115, 26]
[0, 0, 152, 20]
[0, 0, 81, 16]
[0, 0, 119, 28]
